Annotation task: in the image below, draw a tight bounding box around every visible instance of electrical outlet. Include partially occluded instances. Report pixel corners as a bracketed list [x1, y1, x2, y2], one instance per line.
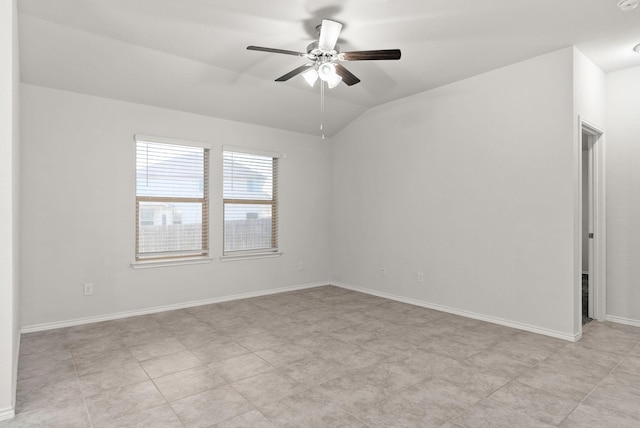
[298, 261, 304, 270]
[380, 267, 386, 276]
[83, 283, 94, 296]
[417, 272, 424, 283]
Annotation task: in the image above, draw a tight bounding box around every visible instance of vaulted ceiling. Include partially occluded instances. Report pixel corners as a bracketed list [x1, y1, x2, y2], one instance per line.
[18, 0, 640, 136]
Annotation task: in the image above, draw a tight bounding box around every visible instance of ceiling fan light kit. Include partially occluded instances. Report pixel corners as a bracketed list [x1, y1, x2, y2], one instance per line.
[247, 19, 401, 137]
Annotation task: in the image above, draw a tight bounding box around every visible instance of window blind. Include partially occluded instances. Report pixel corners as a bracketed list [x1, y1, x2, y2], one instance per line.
[223, 150, 278, 255]
[136, 140, 209, 260]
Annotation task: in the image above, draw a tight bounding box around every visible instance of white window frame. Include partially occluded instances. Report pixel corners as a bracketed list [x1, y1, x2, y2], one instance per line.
[221, 146, 284, 261]
[132, 134, 213, 268]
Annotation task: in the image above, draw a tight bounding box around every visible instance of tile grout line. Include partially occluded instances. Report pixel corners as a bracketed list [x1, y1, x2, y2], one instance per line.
[78, 327, 180, 427]
[454, 339, 577, 427]
[129, 326, 213, 427]
[550, 331, 635, 427]
[143, 344, 286, 423]
[139, 355, 186, 428]
[67, 331, 95, 428]
[223, 376, 264, 425]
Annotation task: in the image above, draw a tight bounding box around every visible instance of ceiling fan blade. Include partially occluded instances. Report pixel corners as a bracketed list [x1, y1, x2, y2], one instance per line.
[335, 64, 361, 86]
[341, 49, 402, 61]
[275, 64, 313, 82]
[318, 19, 343, 51]
[247, 46, 308, 57]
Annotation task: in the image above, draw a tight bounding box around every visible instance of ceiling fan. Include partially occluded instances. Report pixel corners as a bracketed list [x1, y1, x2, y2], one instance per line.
[247, 19, 401, 89]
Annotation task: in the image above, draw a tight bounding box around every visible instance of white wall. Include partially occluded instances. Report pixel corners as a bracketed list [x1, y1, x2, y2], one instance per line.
[573, 49, 607, 127]
[606, 65, 640, 324]
[0, 0, 20, 420]
[331, 48, 578, 339]
[20, 84, 332, 328]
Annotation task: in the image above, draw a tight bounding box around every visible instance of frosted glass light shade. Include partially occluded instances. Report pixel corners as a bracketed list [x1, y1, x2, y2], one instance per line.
[318, 63, 336, 81]
[302, 68, 318, 87]
[327, 73, 342, 89]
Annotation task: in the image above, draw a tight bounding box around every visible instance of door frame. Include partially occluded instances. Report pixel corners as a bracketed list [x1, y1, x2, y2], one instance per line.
[579, 117, 606, 326]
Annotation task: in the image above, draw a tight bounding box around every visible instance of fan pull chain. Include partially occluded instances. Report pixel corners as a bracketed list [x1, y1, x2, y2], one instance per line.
[320, 80, 325, 139]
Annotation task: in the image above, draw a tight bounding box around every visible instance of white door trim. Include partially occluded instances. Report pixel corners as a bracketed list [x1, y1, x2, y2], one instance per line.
[579, 117, 606, 326]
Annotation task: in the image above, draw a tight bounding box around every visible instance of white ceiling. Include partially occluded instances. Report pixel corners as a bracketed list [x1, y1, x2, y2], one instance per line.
[17, 0, 640, 136]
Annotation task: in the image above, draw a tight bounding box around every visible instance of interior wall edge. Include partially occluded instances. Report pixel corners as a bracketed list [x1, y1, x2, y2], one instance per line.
[1, 0, 20, 418]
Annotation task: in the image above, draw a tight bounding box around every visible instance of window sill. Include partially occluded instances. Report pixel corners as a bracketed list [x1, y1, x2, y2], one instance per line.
[131, 256, 213, 269]
[219, 252, 282, 262]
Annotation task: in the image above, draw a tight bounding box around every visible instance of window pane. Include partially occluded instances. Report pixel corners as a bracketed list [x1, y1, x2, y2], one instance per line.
[137, 142, 205, 198]
[223, 151, 273, 200]
[224, 203, 273, 252]
[222, 150, 278, 255]
[138, 201, 205, 257]
[135, 139, 209, 261]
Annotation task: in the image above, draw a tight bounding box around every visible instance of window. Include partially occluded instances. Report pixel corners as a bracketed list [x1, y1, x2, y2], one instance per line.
[223, 149, 279, 256]
[135, 136, 210, 261]
[140, 208, 154, 226]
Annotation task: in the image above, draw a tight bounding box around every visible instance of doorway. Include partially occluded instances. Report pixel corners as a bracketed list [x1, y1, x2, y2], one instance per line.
[581, 132, 592, 324]
[580, 120, 605, 326]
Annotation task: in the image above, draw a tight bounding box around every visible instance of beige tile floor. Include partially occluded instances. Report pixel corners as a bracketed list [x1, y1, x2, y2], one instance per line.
[3, 285, 640, 427]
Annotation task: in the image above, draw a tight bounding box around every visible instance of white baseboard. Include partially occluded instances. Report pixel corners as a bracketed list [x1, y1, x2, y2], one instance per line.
[21, 280, 589, 343]
[332, 282, 580, 342]
[606, 315, 640, 328]
[21, 281, 329, 334]
[0, 406, 15, 422]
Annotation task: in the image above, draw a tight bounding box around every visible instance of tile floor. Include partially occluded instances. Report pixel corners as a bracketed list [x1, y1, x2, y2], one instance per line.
[3, 285, 640, 427]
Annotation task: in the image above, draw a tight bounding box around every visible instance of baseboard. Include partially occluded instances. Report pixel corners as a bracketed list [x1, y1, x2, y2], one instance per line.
[21, 280, 588, 342]
[332, 282, 580, 342]
[21, 281, 329, 333]
[606, 315, 640, 328]
[0, 406, 15, 422]
[11, 334, 19, 412]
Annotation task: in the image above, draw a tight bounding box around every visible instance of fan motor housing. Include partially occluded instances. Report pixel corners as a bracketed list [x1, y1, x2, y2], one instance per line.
[307, 41, 339, 58]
